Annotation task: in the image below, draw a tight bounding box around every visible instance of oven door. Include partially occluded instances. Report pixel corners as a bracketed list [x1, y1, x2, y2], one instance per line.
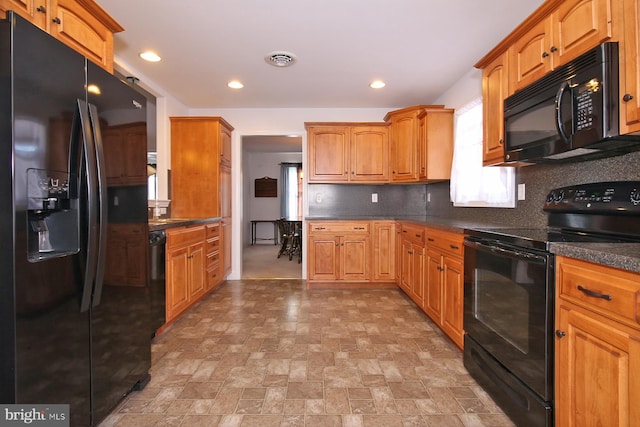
[464, 237, 554, 401]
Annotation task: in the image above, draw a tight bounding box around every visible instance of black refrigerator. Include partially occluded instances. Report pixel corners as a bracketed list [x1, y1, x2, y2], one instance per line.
[0, 12, 151, 426]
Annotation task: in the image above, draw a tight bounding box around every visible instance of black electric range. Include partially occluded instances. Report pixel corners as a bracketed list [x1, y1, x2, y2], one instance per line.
[466, 181, 640, 250]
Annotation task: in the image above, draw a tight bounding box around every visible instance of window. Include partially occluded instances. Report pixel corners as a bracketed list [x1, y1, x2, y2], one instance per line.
[449, 97, 515, 207]
[280, 163, 302, 219]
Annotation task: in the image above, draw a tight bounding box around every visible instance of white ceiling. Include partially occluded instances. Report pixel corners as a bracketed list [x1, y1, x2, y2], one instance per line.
[98, 0, 545, 110]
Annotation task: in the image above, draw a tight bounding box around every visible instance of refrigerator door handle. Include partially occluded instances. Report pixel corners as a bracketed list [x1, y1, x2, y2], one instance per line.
[87, 102, 107, 307]
[76, 99, 99, 313]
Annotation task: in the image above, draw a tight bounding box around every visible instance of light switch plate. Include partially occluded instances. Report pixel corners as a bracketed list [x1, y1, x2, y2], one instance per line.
[518, 184, 526, 200]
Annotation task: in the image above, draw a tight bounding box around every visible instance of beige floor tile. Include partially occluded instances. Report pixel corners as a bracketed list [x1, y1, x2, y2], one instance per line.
[98, 280, 514, 427]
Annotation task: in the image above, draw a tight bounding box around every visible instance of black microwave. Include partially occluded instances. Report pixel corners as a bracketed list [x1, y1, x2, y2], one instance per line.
[503, 42, 640, 164]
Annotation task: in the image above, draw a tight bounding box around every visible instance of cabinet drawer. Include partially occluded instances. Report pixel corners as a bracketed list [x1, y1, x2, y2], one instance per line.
[309, 221, 370, 234]
[400, 223, 425, 245]
[167, 225, 206, 248]
[206, 265, 221, 286]
[426, 228, 464, 257]
[557, 256, 640, 327]
[206, 223, 221, 238]
[206, 237, 220, 253]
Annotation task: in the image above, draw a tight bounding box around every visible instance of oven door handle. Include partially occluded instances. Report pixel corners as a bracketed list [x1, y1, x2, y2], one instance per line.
[467, 240, 548, 264]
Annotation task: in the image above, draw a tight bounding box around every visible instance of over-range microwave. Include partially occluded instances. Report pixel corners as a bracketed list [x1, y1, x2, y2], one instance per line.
[503, 42, 640, 164]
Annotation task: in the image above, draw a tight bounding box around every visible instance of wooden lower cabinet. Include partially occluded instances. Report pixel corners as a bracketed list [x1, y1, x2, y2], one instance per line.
[165, 222, 223, 324]
[555, 256, 640, 426]
[308, 220, 400, 285]
[396, 222, 465, 349]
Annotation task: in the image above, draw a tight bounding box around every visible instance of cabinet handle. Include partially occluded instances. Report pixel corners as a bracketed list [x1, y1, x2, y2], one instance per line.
[427, 237, 435, 242]
[577, 285, 612, 301]
[415, 234, 421, 238]
[450, 244, 459, 250]
[555, 330, 566, 338]
[550, 46, 558, 52]
[542, 51, 549, 58]
[52, 17, 61, 24]
[623, 93, 634, 102]
[36, 5, 46, 13]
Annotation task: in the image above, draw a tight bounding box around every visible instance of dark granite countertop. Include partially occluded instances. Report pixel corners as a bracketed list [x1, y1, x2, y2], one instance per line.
[305, 215, 640, 274]
[149, 217, 221, 231]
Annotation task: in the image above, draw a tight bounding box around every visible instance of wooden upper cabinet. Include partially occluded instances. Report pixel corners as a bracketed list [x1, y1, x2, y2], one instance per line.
[482, 52, 509, 166]
[510, 0, 612, 92]
[219, 124, 232, 167]
[509, 18, 553, 91]
[1, 0, 124, 72]
[349, 125, 389, 182]
[417, 107, 454, 181]
[386, 107, 421, 182]
[306, 123, 388, 183]
[102, 122, 147, 186]
[307, 126, 349, 182]
[620, 0, 640, 133]
[0, 0, 47, 28]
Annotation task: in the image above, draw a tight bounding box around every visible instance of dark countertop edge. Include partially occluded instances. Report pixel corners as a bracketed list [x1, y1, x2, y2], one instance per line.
[149, 217, 222, 231]
[305, 216, 640, 274]
[549, 242, 640, 274]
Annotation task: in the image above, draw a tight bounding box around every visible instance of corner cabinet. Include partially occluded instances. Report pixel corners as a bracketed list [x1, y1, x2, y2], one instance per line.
[0, 0, 124, 72]
[555, 256, 640, 426]
[385, 105, 453, 182]
[306, 123, 389, 183]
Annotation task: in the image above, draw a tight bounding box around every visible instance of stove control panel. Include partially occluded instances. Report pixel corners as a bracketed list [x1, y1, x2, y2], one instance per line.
[544, 181, 640, 213]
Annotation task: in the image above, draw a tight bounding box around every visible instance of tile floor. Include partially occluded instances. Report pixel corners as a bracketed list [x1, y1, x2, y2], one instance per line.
[99, 280, 515, 427]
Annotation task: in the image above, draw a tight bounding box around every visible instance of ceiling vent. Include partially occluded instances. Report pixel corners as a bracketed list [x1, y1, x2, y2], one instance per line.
[265, 51, 297, 67]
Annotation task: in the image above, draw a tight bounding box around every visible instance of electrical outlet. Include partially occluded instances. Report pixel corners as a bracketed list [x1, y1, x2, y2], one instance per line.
[113, 196, 119, 206]
[372, 193, 378, 203]
[427, 192, 431, 203]
[518, 184, 526, 200]
[315, 193, 322, 203]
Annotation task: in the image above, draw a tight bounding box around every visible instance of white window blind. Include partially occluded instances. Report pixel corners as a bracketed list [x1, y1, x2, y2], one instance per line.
[449, 97, 515, 207]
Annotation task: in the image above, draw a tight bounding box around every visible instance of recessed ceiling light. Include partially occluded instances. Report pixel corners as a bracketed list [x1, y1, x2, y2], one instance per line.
[265, 51, 297, 67]
[370, 80, 386, 89]
[227, 80, 244, 89]
[139, 51, 161, 62]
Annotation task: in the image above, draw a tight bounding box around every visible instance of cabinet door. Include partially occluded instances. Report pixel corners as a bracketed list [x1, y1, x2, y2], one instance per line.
[220, 124, 232, 167]
[308, 235, 339, 281]
[556, 304, 640, 426]
[350, 126, 389, 182]
[399, 239, 413, 293]
[102, 128, 126, 185]
[509, 18, 553, 92]
[552, 0, 612, 67]
[105, 234, 126, 285]
[390, 114, 418, 182]
[123, 125, 147, 185]
[340, 235, 370, 281]
[0, 0, 47, 29]
[418, 109, 454, 181]
[125, 235, 147, 287]
[188, 243, 206, 300]
[166, 246, 191, 322]
[482, 53, 509, 166]
[621, 0, 640, 133]
[307, 127, 349, 182]
[424, 248, 443, 323]
[220, 166, 231, 218]
[441, 255, 464, 349]
[49, 0, 115, 72]
[410, 243, 425, 307]
[221, 218, 232, 278]
[373, 222, 395, 282]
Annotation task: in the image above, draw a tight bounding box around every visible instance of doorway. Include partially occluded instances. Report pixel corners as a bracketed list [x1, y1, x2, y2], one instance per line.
[241, 135, 303, 279]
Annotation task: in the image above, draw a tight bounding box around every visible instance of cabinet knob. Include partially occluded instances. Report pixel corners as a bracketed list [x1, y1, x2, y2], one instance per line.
[36, 5, 46, 13]
[555, 330, 566, 338]
[542, 51, 550, 58]
[52, 17, 61, 24]
[499, 138, 504, 145]
[550, 46, 558, 52]
[623, 93, 634, 102]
